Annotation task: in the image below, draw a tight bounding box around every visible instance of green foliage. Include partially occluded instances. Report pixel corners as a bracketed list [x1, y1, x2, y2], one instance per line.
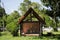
[41, 0, 60, 31]
[6, 20, 17, 32]
[0, 18, 2, 27]
[34, 9, 54, 27]
[6, 11, 20, 36]
[58, 23, 60, 27]
[0, 8, 5, 13]
[19, 0, 41, 15]
[0, 7, 6, 27]
[6, 11, 20, 24]
[0, 7, 6, 17]
[6, 18, 19, 36]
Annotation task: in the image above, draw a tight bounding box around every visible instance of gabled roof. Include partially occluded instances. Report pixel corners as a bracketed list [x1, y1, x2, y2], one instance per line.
[18, 7, 45, 24]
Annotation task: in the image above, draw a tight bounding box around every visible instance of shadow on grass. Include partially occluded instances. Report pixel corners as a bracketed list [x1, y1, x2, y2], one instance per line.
[0, 32, 2, 36]
[42, 33, 60, 40]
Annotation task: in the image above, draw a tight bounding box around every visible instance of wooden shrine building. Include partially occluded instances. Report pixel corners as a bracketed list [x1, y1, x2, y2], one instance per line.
[18, 8, 45, 36]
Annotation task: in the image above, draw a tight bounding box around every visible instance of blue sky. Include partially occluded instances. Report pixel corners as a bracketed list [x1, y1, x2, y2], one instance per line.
[1, 0, 44, 14]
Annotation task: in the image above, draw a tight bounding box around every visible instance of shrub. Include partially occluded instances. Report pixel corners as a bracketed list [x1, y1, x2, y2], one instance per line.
[6, 20, 19, 36]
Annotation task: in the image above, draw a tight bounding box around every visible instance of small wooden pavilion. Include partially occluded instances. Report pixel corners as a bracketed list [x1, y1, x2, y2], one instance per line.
[18, 8, 45, 36]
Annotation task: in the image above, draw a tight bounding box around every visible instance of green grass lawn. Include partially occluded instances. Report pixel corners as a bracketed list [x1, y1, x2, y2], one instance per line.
[0, 31, 60, 40]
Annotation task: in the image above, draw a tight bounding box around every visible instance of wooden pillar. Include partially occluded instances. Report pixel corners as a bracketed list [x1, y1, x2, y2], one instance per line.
[39, 22, 42, 36]
[39, 22, 41, 36]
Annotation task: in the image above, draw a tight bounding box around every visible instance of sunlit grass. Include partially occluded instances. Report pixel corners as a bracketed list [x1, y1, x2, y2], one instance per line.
[43, 31, 60, 34]
[52, 31, 60, 34]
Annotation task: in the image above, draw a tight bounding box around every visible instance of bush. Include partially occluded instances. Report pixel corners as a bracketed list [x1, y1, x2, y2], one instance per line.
[6, 21, 19, 36]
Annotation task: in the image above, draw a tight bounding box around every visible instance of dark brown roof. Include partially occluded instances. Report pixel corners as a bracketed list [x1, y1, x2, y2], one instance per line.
[18, 7, 45, 24]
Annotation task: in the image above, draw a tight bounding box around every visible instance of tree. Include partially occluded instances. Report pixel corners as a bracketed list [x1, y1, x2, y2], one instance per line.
[0, 7, 6, 17]
[0, 6, 6, 31]
[41, 0, 60, 31]
[6, 11, 20, 24]
[6, 11, 20, 36]
[19, 0, 41, 15]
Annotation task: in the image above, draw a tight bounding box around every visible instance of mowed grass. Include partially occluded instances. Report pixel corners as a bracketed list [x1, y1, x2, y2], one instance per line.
[0, 31, 60, 40]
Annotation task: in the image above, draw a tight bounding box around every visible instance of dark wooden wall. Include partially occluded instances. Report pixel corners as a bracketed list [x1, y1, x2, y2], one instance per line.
[21, 21, 40, 35]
